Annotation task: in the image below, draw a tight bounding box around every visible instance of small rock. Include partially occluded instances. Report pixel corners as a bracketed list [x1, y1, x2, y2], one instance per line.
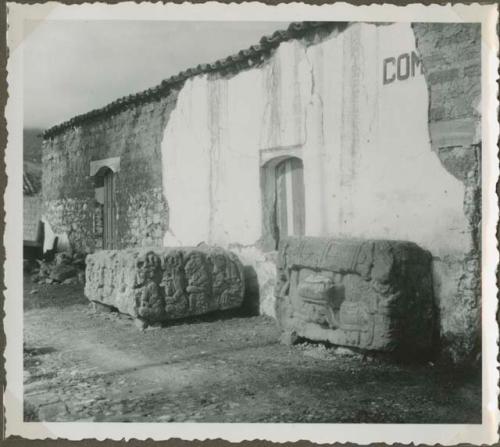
[134, 318, 148, 331]
[280, 330, 299, 346]
[159, 414, 174, 422]
[50, 264, 77, 282]
[77, 271, 86, 284]
[26, 392, 60, 407]
[92, 301, 115, 313]
[38, 401, 68, 421]
[55, 252, 72, 266]
[72, 252, 86, 266]
[80, 398, 97, 407]
[335, 347, 362, 358]
[62, 277, 77, 285]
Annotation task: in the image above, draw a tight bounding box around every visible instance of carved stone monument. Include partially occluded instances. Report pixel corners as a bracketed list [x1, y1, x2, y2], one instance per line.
[85, 247, 245, 326]
[275, 237, 435, 355]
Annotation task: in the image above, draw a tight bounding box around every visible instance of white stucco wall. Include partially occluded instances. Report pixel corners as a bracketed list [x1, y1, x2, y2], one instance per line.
[161, 22, 468, 316]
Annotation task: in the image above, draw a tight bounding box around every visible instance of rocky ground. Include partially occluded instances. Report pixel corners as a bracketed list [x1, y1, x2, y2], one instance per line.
[24, 276, 481, 423]
[26, 251, 86, 285]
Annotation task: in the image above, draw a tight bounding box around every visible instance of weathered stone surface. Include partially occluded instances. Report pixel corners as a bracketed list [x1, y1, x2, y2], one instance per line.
[412, 23, 481, 364]
[31, 251, 85, 284]
[85, 247, 245, 323]
[50, 264, 77, 282]
[275, 237, 434, 355]
[42, 92, 178, 253]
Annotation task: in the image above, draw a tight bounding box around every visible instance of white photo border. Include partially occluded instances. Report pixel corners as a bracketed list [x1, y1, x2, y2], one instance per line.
[4, 1, 499, 444]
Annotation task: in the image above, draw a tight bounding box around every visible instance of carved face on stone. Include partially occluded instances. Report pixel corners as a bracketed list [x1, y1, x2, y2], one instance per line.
[142, 252, 161, 281]
[165, 251, 183, 270]
[161, 256, 174, 286]
[135, 264, 146, 286]
[163, 254, 173, 271]
[174, 251, 184, 268]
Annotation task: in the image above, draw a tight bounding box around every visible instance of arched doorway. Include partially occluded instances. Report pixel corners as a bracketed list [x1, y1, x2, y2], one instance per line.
[275, 157, 305, 241]
[94, 166, 116, 250]
[260, 155, 305, 251]
[102, 167, 116, 249]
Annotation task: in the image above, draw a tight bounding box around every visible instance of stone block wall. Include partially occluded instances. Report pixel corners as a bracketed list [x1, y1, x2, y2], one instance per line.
[42, 91, 178, 252]
[119, 187, 168, 248]
[23, 194, 42, 243]
[412, 23, 481, 363]
[85, 246, 245, 324]
[42, 197, 96, 252]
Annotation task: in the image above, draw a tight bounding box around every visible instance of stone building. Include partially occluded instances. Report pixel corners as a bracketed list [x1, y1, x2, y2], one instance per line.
[23, 129, 44, 257]
[23, 171, 43, 258]
[41, 22, 481, 363]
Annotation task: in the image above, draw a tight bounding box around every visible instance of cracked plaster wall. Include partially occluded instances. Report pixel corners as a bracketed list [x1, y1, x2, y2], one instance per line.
[161, 22, 476, 362]
[42, 21, 480, 362]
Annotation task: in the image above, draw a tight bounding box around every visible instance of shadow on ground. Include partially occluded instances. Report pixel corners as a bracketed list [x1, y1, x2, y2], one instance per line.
[23, 276, 482, 424]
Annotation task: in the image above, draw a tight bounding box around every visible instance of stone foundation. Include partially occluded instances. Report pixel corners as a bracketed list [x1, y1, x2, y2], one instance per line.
[275, 237, 435, 356]
[85, 247, 245, 323]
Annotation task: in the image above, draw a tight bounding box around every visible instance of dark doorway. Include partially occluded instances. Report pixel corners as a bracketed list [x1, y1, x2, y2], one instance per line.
[102, 168, 116, 249]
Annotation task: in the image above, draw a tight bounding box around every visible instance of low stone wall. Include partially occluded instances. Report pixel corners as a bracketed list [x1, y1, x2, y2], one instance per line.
[85, 247, 245, 324]
[275, 237, 435, 356]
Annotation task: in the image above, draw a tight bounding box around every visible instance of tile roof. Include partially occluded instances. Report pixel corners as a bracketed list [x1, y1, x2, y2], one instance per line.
[43, 21, 344, 139]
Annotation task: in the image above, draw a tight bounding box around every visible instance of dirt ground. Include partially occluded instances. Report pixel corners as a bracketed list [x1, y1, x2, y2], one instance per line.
[24, 277, 481, 423]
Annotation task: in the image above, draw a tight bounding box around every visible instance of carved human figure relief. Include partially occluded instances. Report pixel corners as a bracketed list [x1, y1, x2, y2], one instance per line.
[135, 252, 165, 321]
[161, 251, 188, 315]
[184, 251, 211, 314]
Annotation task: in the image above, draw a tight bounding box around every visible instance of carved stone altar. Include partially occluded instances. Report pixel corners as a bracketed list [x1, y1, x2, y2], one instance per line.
[275, 237, 435, 354]
[85, 247, 245, 325]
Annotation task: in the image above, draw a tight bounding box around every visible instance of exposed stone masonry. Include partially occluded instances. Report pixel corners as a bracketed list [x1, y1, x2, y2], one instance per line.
[42, 93, 178, 252]
[120, 188, 168, 248]
[412, 23, 481, 363]
[43, 198, 95, 253]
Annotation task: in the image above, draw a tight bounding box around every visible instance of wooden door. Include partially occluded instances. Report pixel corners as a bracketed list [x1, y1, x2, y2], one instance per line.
[275, 157, 305, 242]
[103, 169, 115, 249]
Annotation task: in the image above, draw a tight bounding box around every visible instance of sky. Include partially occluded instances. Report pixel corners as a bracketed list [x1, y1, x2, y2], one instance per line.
[23, 20, 288, 130]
